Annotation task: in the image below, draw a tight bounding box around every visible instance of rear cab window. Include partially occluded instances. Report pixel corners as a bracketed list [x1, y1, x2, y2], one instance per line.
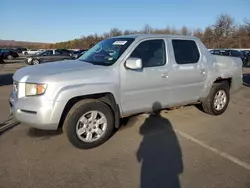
[171, 39, 200, 64]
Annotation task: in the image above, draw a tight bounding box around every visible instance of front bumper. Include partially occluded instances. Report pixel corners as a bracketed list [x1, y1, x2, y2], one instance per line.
[24, 58, 32, 65]
[9, 91, 63, 130]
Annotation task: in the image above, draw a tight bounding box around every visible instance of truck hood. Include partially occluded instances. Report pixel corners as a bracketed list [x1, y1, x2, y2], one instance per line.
[13, 60, 114, 83]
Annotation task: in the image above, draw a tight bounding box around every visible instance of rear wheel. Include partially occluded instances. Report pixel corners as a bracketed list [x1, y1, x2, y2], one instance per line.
[201, 81, 230, 115]
[63, 99, 114, 149]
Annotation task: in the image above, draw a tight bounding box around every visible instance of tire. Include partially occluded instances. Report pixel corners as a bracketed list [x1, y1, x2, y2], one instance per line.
[24, 52, 28, 55]
[7, 55, 13, 60]
[32, 59, 40, 65]
[63, 99, 114, 149]
[201, 81, 230, 115]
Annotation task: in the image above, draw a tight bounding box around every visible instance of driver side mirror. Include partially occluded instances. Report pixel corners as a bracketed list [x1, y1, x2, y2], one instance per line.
[125, 58, 142, 70]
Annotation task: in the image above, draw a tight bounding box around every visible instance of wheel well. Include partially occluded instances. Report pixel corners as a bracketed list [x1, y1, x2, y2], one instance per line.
[214, 77, 232, 88]
[58, 93, 120, 128]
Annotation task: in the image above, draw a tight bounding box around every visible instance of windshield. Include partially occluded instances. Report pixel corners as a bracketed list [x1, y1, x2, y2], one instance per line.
[78, 37, 134, 65]
[35, 51, 44, 55]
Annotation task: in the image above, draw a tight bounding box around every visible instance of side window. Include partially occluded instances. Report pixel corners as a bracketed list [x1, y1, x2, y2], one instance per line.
[214, 50, 220, 55]
[43, 50, 53, 56]
[130, 39, 166, 67]
[62, 51, 70, 55]
[230, 50, 241, 57]
[1, 49, 7, 53]
[172, 39, 200, 64]
[55, 50, 63, 55]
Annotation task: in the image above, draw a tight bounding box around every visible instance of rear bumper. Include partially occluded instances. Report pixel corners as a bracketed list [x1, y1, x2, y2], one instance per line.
[9, 92, 64, 130]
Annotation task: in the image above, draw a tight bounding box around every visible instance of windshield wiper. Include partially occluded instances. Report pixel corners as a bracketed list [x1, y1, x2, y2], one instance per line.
[78, 59, 95, 64]
[78, 59, 111, 66]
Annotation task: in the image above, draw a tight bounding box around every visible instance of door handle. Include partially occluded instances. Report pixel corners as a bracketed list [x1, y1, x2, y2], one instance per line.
[161, 72, 168, 78]
[200, 68, 206, 75]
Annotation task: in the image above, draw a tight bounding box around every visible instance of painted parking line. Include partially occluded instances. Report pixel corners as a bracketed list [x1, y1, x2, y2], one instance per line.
[175, 129, 250, 171]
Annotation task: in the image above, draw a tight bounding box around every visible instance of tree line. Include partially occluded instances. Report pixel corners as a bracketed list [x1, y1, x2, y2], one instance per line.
[49, 14, 250, 50]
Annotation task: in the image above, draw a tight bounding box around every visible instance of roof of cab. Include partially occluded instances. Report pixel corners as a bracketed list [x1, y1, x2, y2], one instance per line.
[111, 34, 199, 40]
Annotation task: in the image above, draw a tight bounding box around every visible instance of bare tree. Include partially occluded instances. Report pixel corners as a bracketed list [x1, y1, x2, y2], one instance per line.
[109, 28, 123, 37]
[123, 30, 132, 35]
[213, 14, 234, 38]
[243, 18, 250, 35]
[203, 26, 214, 48]
[193, 28, 203, 39]
[180, 26, 191, 36]
[142, 24, 153, 34]
[48, 14, 250, 49]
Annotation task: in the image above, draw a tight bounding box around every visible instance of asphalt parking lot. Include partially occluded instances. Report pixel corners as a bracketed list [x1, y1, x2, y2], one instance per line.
[0, 62, 250, 188]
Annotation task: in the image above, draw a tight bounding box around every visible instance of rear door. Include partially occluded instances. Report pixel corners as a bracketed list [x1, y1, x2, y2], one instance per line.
[166, 39, 207, 105]
[54, 50, 71, 61]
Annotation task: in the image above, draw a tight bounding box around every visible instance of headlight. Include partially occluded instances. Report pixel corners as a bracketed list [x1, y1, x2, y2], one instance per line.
[25, 83, 47, 96]
[27, 57, 32, 63]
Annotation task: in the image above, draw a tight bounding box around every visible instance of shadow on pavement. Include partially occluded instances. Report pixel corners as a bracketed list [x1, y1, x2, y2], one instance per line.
[0, 73, 13, 86]
[118, 115, 141, 131]
[3, 59, 25, 64]
[243, 73, 250, 87]
[137, 102, 183, 188]
[27, 127, 63, 139]
[0, 116, 20, 136]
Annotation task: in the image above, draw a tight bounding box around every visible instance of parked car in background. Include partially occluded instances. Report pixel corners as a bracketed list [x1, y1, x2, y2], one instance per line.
[25, 49, 74, 65]
[56, 49, 74, 56]
[0, 52, 4, 64]
[209, 49, 245, 64]
[10, 47, 27, 53]
[10, 34, 243, 149]
[0, 48, 19, 60]
[22, 49, 43, 55]
[0, 57, 4, 64]
[73, 49, 88, 59]
[240, 50, 250, 66]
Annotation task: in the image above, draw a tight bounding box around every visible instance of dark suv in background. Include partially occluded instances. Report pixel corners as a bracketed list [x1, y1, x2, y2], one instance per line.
[0, 48, 19, 60]
[10, 47, 27, 53]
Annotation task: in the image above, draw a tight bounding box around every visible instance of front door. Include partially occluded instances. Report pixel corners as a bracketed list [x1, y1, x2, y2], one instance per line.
[166, 39, 207, 105]
[40, 50, 54, 63]
[119, 39, 170, 115]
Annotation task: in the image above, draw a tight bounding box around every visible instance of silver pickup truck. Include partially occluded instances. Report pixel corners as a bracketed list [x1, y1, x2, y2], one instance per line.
[9, 34, 243, 149]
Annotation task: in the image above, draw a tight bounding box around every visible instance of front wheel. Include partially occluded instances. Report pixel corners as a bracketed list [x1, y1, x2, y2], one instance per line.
[7, 55, 13, 60]
[32, 59, 40, 65]
[63, 99, 114, 149]
[201, 81, 230, 115]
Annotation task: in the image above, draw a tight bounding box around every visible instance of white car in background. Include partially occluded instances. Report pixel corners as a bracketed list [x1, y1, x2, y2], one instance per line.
[22, 49, 44, 55]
